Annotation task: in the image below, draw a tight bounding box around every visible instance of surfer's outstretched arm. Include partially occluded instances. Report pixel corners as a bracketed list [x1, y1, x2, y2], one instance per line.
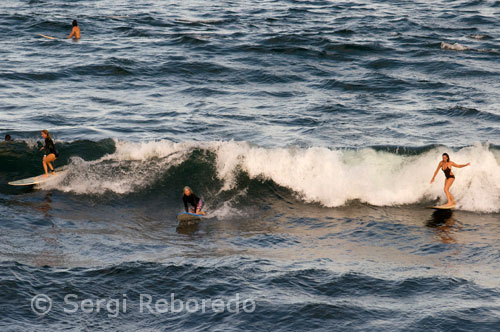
[451, 161, 470, 168]
[430, 161, 442, 183]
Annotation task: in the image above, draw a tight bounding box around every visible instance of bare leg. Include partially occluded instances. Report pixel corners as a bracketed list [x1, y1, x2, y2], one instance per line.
[42, 154, 56, 177]
[42, 155, 48, 177]
[443, 178, 455, 206]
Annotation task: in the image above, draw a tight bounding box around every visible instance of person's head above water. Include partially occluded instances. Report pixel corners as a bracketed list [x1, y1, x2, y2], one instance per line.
[442, 153, 450, 162]
[5, 134, 11, 141]
[72, 20, 78, 27]
[183, 186, 192, 196]
[41, 129, 51, 139]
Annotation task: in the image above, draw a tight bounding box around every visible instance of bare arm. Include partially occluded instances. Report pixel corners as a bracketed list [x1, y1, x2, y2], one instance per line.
[68, 27, 75, 39]
[451, 161, 470, 168]
[430, 161, 442, 183]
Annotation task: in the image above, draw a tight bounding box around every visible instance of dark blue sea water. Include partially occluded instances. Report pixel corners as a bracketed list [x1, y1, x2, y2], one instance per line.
[1, 0, 500, 331]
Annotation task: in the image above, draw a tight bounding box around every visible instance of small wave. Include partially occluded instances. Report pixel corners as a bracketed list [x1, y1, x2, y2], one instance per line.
[441, 41, 498, 53]
[170, 34, 211, 45]
[173, 18, 237, 27]
[334, 29, 355, 35]
[72, 63, 133, 76]
[441, 42, 469, 51]
[435, 106, 500, 122]
[324, 42, 388, 54]
[467, 34, 491, 40]
[477, 48, 499, 54]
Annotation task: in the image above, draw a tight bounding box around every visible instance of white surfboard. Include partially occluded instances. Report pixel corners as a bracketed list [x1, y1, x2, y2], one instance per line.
[8, 170, 67, 186]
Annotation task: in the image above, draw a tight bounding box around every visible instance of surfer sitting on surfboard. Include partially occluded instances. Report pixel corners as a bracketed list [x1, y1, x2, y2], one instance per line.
[40, 130, 59, 178]
[430, 153, 470, 207]
[182, 186, 206, 215]
[68, 20, 80, 39]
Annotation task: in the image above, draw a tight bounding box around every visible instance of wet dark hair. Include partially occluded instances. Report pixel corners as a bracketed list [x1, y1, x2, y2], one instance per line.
[5, 134, 11, 141]
[442, 153, 450, 162]
[72, 20, 78, 27]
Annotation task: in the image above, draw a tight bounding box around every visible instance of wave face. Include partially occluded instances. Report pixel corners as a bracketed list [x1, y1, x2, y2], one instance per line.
[3, 139, 498, 213]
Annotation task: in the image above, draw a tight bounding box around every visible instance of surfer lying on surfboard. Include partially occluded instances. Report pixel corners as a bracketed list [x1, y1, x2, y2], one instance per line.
[40, 130, 59, 178]
[182, 186, 206, 215]
[430, 153, 470, 207]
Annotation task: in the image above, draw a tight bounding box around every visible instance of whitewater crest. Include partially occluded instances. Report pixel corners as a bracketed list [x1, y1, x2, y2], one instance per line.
[441, 42, 469, 51]
[41, 140, 500, 213]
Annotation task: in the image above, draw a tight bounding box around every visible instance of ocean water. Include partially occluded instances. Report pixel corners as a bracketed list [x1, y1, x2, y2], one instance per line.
[1, 0, 500, 331]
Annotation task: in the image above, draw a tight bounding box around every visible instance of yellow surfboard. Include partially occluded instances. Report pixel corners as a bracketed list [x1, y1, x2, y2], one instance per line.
[38, 34, 57, 40]
[428, 205, 455, 210]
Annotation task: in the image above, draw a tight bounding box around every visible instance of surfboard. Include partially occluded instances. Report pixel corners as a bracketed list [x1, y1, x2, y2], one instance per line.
[428, 205, 455, 210]
[38, 34, 57, 40]
[8, 170, 67, 186]
[177, 212, 205, 223]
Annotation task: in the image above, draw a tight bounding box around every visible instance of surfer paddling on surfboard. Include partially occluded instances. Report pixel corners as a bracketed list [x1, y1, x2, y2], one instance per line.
[430, 153, 470, 207]
[68, 20, 81, 40]
[182, 186, 206, 215]
[40, 130, 59, 178]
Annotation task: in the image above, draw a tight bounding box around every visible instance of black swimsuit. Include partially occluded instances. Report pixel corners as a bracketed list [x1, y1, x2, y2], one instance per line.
[442, 166, 455, 179]
[183, 193, 202, 212]
[44, 138, 59, 157]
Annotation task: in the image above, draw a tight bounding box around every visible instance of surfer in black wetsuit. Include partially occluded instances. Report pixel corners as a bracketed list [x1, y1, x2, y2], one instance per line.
[430, 153, 470, 207]
[182, 186, 206, 215]
[40, 130, 59, 177]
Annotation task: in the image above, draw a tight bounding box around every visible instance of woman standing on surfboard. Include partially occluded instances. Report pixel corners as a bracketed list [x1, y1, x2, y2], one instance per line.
[430, 153, 470, 207]
[182, 186, 206, 215]
[40, 130, 59, 178]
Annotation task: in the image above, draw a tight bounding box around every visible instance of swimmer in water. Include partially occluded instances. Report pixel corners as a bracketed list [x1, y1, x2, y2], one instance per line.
[68, 20, 81, 39]
[430, 153, 470, 207]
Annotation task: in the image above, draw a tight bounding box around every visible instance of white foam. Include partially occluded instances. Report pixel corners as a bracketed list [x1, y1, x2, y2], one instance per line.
[42, 139, 196, 195]
[441, 41, 469, 51]
[208, 187, 251, 220]
[13, 138, 40, 150]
